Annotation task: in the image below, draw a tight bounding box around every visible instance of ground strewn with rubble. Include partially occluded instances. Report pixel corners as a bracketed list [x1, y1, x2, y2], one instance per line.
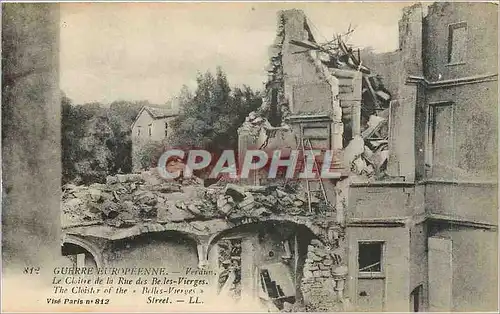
[62, 170, 350, 312]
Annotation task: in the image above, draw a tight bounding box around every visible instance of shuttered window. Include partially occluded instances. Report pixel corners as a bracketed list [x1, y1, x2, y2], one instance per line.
[448, 22, 467, 64]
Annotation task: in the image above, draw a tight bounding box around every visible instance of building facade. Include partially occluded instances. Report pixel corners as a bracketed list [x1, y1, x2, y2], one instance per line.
[131, 105, 178, 172]
[346, 2, 498, 312]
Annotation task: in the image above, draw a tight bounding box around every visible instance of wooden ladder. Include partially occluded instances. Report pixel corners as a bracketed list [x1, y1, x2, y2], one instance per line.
[299, 136, 330, 213]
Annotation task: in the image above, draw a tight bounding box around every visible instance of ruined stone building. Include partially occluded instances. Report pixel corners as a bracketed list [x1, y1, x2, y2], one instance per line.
[236, 2, 498, 311]
[347, 3, 498, 312]
[61, 2, 497, 312]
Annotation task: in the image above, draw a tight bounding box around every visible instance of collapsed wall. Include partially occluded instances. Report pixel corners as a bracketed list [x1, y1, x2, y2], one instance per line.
[62, 169, 350, 311]
[238, 9, 394, 183]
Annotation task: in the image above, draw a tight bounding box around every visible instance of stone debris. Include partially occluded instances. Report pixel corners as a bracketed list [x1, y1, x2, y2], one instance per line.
[301, 237, 346, 312]
[342, 115, 389, 178]
[62, 171, 337, 229]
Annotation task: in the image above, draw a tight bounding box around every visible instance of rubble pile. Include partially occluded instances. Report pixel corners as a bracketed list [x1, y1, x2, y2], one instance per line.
[288, 25, 392, 178]
[344, 114, 389, 178]
[238, 111, 288, 138]
[291, 35, 392, 114]
[62, 171, 204, 228]
[62, 173, 336, 229]
[302, 239, 343, 280]
[300, 239, 346, 312]
[217, 239, 242, 300]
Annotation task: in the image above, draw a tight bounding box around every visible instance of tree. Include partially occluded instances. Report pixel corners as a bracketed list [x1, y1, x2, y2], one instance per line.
[107, 100, 145, 173]
[61, 97, 143, 184]
[168, 67, 262, 154]
[60, 67, 261, 184]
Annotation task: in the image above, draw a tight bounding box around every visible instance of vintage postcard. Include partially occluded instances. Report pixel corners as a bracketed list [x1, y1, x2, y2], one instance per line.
[1, 1, 498, 312]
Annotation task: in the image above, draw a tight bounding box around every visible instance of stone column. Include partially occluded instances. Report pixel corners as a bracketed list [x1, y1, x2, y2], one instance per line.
[196, 236, 210, 269]
[2, 2, 61, 274]
[332, 265, 348, 299]
[240, 236, 258, 304]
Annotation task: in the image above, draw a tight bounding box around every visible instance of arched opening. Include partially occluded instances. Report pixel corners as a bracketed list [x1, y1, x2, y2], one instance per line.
[61, 242, 98, 270]
[106, 230, 199, 272]
[207, 220, 317, 311]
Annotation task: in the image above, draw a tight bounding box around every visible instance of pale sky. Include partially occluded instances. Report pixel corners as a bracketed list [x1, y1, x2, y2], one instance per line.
[60, 2, 418, 105]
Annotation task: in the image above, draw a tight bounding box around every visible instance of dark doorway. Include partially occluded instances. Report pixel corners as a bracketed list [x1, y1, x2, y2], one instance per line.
[410, 285, 423, 312]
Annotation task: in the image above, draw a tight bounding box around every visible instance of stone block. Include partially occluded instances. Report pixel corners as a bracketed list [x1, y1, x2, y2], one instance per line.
[321, 270, 332, 277]
[311, 239, 322, 246]
[116, 174, 128, 183]
[224, 184, 246, 201]
[303, 270, 313, 278]
[106, 175, 118, 185]
[307, 264, 319, 271]
[314, 248, 327, 257]
[318, 263, 329, 270]
[252, 207, 271, 216]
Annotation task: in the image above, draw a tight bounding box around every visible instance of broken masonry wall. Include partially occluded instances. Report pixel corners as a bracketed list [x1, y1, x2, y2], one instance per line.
[280, 10, 334, 116]
[301, 238, 349, 311]
[385, 3, 424, 182]
[239, 9, 345, 183]
[263, 12, 286, 126]
[359, 49, 400, 100]
[238, 10, 291, 177]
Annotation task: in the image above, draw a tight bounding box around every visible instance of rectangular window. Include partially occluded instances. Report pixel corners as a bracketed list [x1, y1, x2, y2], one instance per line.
[358, 241, 383, 273]
[148, 124, 152, 136]
[426, 102, 454, 176]
[448, 22, 467, 64]
[137, 127, 141, 136]
[165, 122, 168, 137]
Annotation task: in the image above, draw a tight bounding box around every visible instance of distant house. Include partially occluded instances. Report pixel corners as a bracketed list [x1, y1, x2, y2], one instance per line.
[131, 105, 178, 172]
